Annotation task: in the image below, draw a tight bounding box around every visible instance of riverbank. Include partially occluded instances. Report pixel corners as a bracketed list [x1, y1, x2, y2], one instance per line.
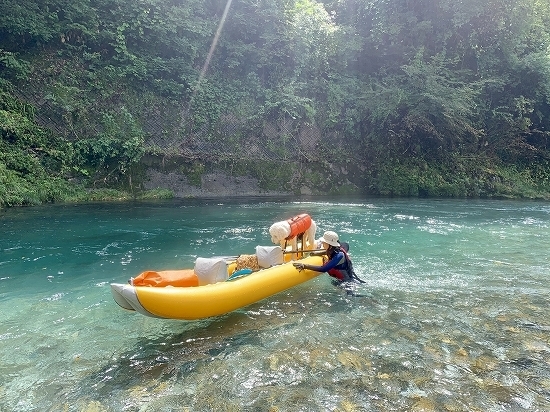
[3, 157, 550, 208]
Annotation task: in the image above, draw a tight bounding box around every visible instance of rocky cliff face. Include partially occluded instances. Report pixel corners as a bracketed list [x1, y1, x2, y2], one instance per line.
[143, 170, 290, 198]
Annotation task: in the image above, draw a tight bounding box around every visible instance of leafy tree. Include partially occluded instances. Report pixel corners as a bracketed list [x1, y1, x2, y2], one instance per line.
[1, 0, 550, 203]
[72, 107, 145, 184]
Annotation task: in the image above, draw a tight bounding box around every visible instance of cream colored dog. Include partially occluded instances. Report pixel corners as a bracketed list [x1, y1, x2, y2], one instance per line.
[269, 219, 317, 251]
[269, 220, 291, 244]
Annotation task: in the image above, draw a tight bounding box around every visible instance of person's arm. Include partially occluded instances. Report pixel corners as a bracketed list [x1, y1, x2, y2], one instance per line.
[293, 252, 342, 272]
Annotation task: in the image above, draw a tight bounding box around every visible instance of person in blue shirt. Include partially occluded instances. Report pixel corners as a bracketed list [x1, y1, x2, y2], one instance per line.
[293, 231, 364, 284]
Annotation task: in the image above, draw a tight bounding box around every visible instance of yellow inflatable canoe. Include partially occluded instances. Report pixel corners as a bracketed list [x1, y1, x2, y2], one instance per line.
[110, 255, 324, 320]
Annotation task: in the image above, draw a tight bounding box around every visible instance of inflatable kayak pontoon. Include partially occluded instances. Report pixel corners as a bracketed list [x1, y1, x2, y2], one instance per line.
[110, 214, 323, 320]
[110, 255, 323, 320]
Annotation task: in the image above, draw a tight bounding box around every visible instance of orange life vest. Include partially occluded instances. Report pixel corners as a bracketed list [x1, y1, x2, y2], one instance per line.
[285, 213, 312, 239]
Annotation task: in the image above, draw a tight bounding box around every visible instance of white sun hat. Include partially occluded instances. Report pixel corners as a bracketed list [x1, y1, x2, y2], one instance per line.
[319, 231, 339, 247]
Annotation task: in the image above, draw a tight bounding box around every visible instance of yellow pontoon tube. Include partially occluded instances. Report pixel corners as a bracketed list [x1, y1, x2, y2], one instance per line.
[110, 255, 323, 320]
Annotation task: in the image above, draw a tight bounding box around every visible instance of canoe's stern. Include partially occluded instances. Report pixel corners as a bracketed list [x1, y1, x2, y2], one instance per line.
[110, 283, 162, 318]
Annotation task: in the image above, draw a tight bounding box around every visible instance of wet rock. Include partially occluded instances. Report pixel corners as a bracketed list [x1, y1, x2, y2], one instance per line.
[471, 355, 498, 373]
[411, 397, 436, 411]
[456, 347, 468, 357]
[482, 382, 516, 404]
[338, 399, 361, 411]
[337, 351, 368, 371]
[80, 401, 107, 412]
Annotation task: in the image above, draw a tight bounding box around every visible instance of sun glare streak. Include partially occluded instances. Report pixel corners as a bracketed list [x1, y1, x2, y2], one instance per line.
[181, 0, 233, 128]
[199, 0, 233, 86]
[192, 0, 233, 102]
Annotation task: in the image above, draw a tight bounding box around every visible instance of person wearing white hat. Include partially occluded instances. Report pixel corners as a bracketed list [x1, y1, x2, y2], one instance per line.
[293, 231, 364, 284]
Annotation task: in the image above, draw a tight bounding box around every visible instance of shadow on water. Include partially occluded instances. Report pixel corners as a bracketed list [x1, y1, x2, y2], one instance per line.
[86, 313, 267, 393]
[59, 280, 380, 405]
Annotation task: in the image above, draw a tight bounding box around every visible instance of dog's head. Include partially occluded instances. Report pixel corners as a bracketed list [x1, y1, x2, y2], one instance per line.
[269, 221, 291, 244]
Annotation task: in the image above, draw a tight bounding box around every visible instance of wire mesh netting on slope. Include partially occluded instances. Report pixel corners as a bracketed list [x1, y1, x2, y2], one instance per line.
[15, 87, 328, 162]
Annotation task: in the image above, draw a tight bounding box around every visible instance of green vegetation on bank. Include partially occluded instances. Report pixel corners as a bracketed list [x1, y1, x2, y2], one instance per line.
[1, 0, 550, 207]
[0, 81, 173, 206]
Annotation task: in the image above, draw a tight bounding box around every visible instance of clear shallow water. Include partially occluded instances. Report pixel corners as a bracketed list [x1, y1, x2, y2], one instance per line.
[1, 198, 549, 411]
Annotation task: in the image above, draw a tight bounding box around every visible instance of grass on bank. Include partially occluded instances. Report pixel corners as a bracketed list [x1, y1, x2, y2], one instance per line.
[372, 157, 550, 200]
[0, 164, 174, 208]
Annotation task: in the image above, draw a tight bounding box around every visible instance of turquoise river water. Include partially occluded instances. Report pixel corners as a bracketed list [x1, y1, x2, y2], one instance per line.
[1, 198, 549, 411]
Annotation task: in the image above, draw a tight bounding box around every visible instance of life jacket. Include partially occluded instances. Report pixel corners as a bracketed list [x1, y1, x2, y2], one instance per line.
[285, 214, 312, 240]
[327, 247, 366, 284]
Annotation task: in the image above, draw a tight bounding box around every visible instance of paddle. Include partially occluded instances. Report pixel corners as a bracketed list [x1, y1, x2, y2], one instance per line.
[283, 248, 326, 255]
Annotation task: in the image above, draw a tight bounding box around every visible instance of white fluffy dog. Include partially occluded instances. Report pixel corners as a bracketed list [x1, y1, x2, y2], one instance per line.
[269, 220, 291, 244]
[303, 220, 317, 250]
[269, 219, 317, 251]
